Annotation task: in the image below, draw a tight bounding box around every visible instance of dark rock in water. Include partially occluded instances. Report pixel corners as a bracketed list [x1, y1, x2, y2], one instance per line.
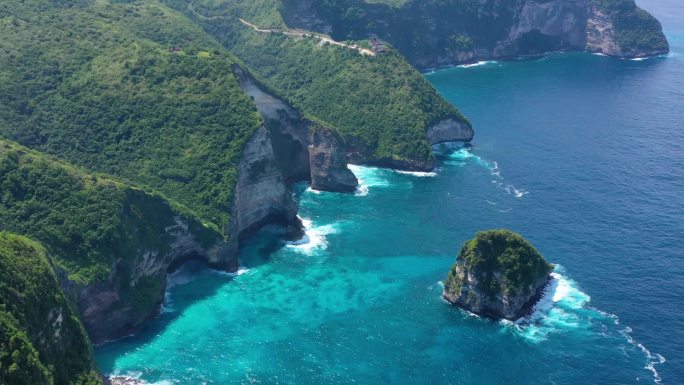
[443, 230, 553, 320]
[308, 126, 359, 193]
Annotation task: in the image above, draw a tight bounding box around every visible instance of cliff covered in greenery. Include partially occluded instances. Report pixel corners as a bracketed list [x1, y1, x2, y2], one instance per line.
[0, 0, 262, 233]
[163, 0, 471, 170]
[444, 230, 554, 320]
[0, 232, 102, 385]
[0, 140, 226, 344]
[282, 0, 669, 68]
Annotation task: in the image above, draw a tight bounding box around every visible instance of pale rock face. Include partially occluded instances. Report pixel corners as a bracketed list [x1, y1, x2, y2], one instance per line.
[427, 119, 474, 145]
[235, 65, 358, 193]
[308, 128, 358, 192]
[63, 116, 304, 344]
[227, 126, 302, 240]
[60, 215, 233, 344]
[443, 259, 550, 320]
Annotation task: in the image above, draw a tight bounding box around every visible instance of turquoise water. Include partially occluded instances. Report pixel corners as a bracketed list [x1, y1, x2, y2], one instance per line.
[96, 2, 684, 383]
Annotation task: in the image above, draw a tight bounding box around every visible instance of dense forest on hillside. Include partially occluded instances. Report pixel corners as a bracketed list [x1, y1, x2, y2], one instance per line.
[0, 140, 220, 286]
[0, 0, 261, 233]
[163, 0, 469, 168]
[0, 233, 102, 385]
[280, 0, 668, 64]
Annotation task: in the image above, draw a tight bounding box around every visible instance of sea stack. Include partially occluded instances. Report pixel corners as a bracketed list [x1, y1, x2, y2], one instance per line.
[443, 230, 553, 320]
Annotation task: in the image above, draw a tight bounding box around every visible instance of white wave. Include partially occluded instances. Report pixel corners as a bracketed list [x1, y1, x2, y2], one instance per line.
[286, 217, 339, 254]
[108, 372, 174, 385]
[592, 52, 608, 57]
[629, 57, 649, 61]
[395, 170, 437, 177]
[304, 187, 323, 195]
[504, 266, 591, 342]
[458, 60, 498, 68]
[213, 266, 251, 278]
[161, 267, 200, 314]
[501, 266, 665, 383]
[619, 326, 666, 384]
[348, 165, 390, 196]
[504, 184, 529, 198]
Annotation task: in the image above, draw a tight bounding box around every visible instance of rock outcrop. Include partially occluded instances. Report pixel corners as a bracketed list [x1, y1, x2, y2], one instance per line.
[234, 66, 359, 193]
[443, 230, 553, 320]
[427, 119, 475, 145]
[308, 126, 358, 192]
[227, 126, 303, 241]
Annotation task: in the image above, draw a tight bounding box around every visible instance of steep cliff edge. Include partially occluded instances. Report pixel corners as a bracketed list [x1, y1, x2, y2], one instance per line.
[282, 0, 668, 68]
[0, 232, 103, 385]
[234, 66, 358, 192]
[162, 0, 473, 172]
[227, 126, 303, 241]
[443, 230, 554, 320]
[309, 127, 359, 192]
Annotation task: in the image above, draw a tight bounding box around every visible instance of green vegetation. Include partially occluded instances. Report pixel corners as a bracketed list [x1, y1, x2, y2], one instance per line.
[0, 232, 103, 385]
[280, 0, 514, 65]
[445, 230, 553, 298]
[0, 140, 220, 285]
[0, 0, 262, 233]
[162, 0, 469, 168]
[592, 0, 669, 52]
[282, 0, 667, 64]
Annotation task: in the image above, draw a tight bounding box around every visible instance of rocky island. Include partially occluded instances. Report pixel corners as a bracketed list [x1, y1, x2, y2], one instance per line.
[444, 230, 554, 320]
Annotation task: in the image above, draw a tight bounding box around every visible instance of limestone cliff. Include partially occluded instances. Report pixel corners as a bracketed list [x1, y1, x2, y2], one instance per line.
[0, 138, 302, 344]
[443, 230, 553, 320]
[57, 214, 232, 345]
[234, 66, 359, 193]
[227, 126, 303, 241]
[308, 126, 358, 192]
[427, 119, 475, 146]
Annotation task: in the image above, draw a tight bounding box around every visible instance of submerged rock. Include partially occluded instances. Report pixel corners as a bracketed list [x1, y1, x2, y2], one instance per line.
[443, 230, 553, 320]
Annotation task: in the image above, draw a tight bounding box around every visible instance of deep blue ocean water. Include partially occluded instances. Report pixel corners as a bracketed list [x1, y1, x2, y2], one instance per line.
[96, 1, 684, 383]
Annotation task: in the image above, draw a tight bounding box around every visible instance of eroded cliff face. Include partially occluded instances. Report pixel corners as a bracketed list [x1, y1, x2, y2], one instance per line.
[443, 258, 551, 320]
[443, 230, 554, 320]
[227, 126, 303, 241]
[58, 114, 309, 344]
[234, 66, 359, 193]
[309, 127, 358, 192]
[427, 119, 475, 145]
[59, 216, 232, 344]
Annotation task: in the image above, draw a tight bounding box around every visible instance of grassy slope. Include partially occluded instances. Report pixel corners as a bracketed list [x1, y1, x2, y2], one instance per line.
[0, 232, 102, 385]
[164, 0, 469, 168]
[0, 0, 262, 233]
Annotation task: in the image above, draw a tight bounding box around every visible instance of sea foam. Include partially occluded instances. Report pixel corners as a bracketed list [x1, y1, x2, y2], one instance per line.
[348, 165, 390, 196]
[501, 265, 665, 383]
[441, 147, 529, 199]
[458, 60, 498, 68]
[286, 217, 339, 255]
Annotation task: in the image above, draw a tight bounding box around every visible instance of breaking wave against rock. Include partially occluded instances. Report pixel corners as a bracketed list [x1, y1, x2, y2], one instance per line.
[286, 217, 339, 255]
[501, 265, 665, 383]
